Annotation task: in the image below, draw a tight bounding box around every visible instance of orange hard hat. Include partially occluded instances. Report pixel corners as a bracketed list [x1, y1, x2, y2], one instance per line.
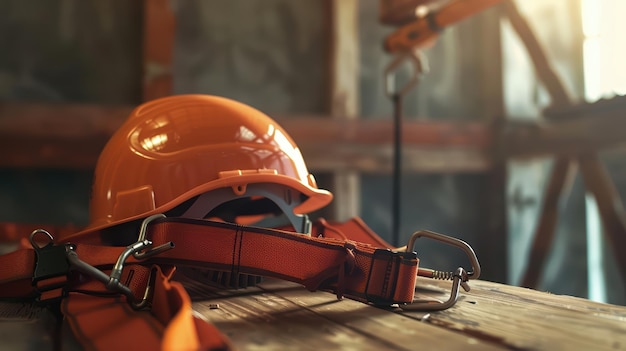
[66, 94, 332, 239]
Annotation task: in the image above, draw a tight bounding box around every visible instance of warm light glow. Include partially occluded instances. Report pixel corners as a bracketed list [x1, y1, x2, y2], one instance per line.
[415, 5, 429, 18]
[582, 0, 626, 100]
[580, 0, 626, 305]
[141, 133, 169, 152]
[269, 126, 308, 180]
[237, 125, 256, 142]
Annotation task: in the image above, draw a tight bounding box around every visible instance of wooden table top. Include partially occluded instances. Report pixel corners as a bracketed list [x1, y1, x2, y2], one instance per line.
[183, 275, 626, 351]
[2, 274, 625, 350]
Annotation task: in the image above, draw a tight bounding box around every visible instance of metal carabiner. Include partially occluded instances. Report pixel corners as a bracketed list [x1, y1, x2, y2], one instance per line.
[384, 49, 429, 98]
[133, 213, 174, 260]
[108, 214, 173, 299]
[400, 230, 481, 311]
[67, 214, 173, 309]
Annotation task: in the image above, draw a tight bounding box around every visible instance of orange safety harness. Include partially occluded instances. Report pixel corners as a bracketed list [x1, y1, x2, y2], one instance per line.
[0, 89, 484, 349]
[0, 214, 479, 350]
[382, 0, 504, 53]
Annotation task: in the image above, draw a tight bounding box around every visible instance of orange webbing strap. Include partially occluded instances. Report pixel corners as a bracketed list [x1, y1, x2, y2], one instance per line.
[0, 216, 418, 349]
[0, 248, 233, 350]
[136, 217, 418, 304]
[0, 219, 418, 304]
[62, 265, 231, 351]
[0, 244, 136, 299]
[313, 217, 393, 248]
[384, 0, 503, 52]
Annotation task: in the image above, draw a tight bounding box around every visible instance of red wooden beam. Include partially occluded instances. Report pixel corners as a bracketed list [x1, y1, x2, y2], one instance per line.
[0, 102, 492, 172]
[142, 0, 175, 101]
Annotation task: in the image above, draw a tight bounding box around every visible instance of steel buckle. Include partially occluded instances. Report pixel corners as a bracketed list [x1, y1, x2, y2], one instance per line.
[400, 230, 481, 311]
[61, 214, 172, 309]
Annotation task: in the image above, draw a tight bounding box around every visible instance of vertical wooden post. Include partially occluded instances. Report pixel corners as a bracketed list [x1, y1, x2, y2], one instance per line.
[142, 0, 175, 102]
[326, 0, 360, 221]
[473, 4, 507, 283]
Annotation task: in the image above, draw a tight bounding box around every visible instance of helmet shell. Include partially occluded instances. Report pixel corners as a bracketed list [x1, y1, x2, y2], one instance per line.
[75, 95, 332, 236]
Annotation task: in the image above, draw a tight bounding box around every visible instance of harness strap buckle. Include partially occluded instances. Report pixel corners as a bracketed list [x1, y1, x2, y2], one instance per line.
[30, 215, 173, 309]
[29, 229, 73, 300]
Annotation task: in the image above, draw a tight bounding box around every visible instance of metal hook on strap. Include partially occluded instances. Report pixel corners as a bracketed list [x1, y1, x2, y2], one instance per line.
[405, 230, 481, 279]
[133, 214, 174, 260]
[67, 214, 173, 309]
[403, 267, 468, 311]
[400, 230, 481, 311]
[384, 49, 429, 98]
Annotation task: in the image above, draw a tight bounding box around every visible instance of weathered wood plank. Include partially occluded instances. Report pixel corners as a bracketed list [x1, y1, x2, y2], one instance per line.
[258, 279, 504, 351]
[183, 275, 626, 350]
[0, 103, 129, 169]
[2, 275, 625, 350]
[185, 279, 428, 351]
[405, 278, 626, 351]
[183, 277, 505, 351]
[0, 302, 59, 351]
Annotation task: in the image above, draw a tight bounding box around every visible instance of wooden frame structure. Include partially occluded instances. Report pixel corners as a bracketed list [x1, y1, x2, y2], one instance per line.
[1, 0, 626, 290]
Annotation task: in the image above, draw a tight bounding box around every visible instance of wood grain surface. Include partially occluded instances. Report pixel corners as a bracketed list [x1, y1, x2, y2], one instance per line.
[1, 274, 625, 350]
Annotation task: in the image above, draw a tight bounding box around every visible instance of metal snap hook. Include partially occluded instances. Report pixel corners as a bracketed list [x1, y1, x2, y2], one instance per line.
[384, 49, 429, 98]
[399, 230, 481, 311]
[110, 214, 173, 286]
[405, 230, 481, 279]
[133, 213, 174, 260]
[66, 214, 173, 308]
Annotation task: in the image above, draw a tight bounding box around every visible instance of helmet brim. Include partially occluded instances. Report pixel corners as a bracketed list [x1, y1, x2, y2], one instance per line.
[61, 173, 332, 242]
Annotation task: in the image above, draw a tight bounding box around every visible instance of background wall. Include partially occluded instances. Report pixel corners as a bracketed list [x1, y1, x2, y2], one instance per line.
[0, 0, 624, 304]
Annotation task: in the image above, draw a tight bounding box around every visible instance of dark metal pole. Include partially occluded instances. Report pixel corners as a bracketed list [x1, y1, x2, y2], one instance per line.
[384, 50, 424, 247]
[392, 92, 402, 247]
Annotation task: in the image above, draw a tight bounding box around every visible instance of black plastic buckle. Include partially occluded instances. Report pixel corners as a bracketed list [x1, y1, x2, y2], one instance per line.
[29, 229, 72, 292]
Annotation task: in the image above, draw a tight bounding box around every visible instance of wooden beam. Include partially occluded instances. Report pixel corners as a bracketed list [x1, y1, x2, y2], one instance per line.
[0, 102, 491, 172]
[474, 5, 507, 284]
[0, 103, 130, 169]
[578, 153, 626, 284]
[142, 0, 175, 101]
[520, 158, 576, 288]
[326, 0, 360, 221]
[500, 98, 626, 159]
